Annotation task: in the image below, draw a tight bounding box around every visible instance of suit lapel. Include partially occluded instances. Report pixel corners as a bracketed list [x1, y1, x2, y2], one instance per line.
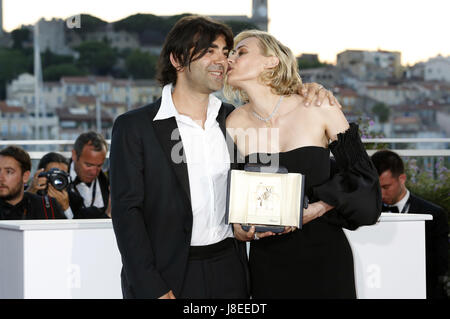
[152, 112, 191, 205]
[151, 100, 233, 206]
[217, 102, 228, 138]
[216, 102, 239, 166]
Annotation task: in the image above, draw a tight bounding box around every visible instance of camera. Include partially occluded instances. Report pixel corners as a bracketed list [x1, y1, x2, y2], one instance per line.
[38, 168, 70, 191]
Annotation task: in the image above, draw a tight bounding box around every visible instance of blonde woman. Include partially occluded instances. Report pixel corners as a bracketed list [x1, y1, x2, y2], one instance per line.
[225, 30, 382, 298]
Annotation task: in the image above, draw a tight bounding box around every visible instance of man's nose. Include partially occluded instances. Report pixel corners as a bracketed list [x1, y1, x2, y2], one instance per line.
[88, 166, 99, 175]
[215, 52, 228, 64]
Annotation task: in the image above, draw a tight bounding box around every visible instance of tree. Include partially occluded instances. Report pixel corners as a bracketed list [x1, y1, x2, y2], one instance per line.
[224, 20, 260, 35]
[114, 14, 167, 34]
[75, 41, 117, 75]
[0, 49, 31, 99]
[43, 63, 87, 81]
[297, 55, 328, 70]
[372, 103, 390, 123]
[125, 50, 158, 79]
[41, 48, 74, 69]
[11, 27, 31, 50]
[71, 14, 107, 38]
[113, 13, 194, 46]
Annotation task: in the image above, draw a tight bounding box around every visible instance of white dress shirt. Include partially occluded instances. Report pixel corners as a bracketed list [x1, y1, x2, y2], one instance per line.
[153, 84, 233, 246]
[70, 161, 105, 209]
[392, 189, 411, 214]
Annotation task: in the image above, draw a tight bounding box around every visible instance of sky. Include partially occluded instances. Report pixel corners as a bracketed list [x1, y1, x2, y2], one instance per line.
[2, 0, 449, 65]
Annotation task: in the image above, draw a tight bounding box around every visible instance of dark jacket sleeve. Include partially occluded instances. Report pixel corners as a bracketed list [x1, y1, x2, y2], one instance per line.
[419, 200, 449, 278]
[313, 123, 382, 230]
[110, 113, 169, 299]
[48, 197, 66, 219]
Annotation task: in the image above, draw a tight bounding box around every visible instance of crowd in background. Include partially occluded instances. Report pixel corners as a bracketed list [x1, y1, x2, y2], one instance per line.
[0, 131, 447, 298]
[0, 131, 110, 220]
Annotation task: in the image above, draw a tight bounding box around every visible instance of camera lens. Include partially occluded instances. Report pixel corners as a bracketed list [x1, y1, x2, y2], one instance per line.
[51, 177, 68, 191]
[46, 168, 70, 191]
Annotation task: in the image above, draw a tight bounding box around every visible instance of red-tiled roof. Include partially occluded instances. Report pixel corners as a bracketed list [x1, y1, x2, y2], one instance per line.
[0, 101, 25, 113]
[55, 108, 113, 122]
[75, 96, 96, 104]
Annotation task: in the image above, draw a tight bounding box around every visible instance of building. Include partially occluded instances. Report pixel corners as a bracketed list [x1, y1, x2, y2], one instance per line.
[299, 66, 338, 89]
[405, 62, 425, 81]
[424, 55, 450, 82]
[337, 49, 402, 80]
[333, 86, 359, 112]
[363, 85, 420, 106]
[37, 18, 74, 56]
[251, 0, 269, 31]
[392, 116, 421, 136]
[436, 108, 450, 136]
[210, 0, 268, 31]
[0, 101, 59, 140]
[56, 107, 113, 140]
[0, 101, 28, 139]
[394, 101, 450, 128]
[6, 73, 162, 138]
[6, 73, 36, 109]
[67, 23, 140, 51]
[7, 73, 65, 110]
[8, 74, 162, 110]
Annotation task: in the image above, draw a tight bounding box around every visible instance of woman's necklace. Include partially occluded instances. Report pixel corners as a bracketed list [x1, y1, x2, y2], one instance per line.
[252, 96, 284, 127]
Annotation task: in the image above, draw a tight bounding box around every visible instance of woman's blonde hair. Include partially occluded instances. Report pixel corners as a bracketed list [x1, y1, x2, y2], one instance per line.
[224, 30, 302, 103]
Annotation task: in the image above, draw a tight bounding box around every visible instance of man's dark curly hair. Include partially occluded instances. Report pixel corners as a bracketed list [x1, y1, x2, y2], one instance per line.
[156, 15, 234, 87]
[371, 149, 405, 177]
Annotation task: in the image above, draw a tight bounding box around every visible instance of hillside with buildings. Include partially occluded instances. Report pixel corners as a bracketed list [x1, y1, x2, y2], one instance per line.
[0, 0, 449, 141]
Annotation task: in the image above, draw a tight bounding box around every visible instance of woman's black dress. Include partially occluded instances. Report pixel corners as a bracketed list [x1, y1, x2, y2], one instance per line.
[238, 123, 382, 298]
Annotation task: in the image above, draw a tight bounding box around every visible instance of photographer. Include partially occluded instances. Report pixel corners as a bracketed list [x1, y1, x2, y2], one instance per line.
[0, 146, 65, 220]
[27, 152, 72, 219]
[69, 131, 110, 219]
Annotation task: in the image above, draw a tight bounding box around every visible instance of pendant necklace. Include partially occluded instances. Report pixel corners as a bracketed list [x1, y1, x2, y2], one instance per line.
[252, 96, 284, 127]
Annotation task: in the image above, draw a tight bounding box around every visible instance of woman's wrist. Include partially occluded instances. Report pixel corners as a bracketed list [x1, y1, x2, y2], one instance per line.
[317, 201, 333, 217]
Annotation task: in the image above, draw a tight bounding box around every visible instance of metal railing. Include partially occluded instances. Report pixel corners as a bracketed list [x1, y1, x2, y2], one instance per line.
[0, 138, 449, 159]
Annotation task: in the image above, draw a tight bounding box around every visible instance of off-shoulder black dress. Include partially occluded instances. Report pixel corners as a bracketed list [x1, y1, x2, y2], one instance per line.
[238, 123, 382, 298]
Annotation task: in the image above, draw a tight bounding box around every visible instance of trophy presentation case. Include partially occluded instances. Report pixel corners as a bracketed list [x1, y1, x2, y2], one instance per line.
[226, 164, 306, 233]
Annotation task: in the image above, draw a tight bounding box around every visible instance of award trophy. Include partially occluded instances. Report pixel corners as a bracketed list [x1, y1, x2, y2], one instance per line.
[226, 164, 306, 233]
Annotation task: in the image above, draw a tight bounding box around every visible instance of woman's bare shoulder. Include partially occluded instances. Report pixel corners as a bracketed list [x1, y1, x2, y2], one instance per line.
[314, 100, 350, 140]
[226, 104, 252, 128]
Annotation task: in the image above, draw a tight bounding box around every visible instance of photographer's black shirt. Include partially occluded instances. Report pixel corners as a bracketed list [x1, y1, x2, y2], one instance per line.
[0, 192, 66, 220]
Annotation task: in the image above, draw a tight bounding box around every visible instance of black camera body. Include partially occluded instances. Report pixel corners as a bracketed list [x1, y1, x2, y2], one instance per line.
[38, 168, 70, 191]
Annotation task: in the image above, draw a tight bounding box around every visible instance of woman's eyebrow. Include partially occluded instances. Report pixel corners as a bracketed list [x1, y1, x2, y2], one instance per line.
[235, 44, 247, 50]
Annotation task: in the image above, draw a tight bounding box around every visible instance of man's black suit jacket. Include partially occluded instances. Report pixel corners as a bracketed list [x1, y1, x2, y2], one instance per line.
[408, 193, 448, 299]
[110, 98, 242, 299]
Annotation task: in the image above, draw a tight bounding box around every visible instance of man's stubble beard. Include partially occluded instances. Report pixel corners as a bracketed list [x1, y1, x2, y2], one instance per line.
[0, 182, 24, 203]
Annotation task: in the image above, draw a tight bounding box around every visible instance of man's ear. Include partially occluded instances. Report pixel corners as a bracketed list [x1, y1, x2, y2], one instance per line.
[23, 170, 30, 184]
[398, 173, 407, 187]
[170, 53, 184, 72]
